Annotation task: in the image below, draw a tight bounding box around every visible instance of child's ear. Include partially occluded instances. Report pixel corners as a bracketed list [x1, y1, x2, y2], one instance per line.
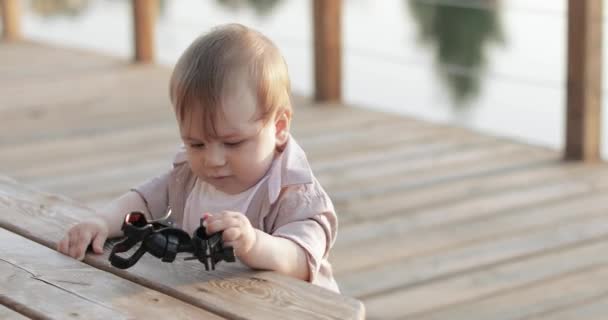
[274, 110, 291, 147]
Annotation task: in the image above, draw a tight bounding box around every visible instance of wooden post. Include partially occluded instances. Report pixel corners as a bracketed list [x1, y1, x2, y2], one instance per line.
[132, 0, 155, 63]
[565, 0, 603, 161]
[1, 0, 21, 41]
[313, 0, 342, 102]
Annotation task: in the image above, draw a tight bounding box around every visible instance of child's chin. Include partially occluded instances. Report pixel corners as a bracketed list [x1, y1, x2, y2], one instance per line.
[207, 178, 242, 194]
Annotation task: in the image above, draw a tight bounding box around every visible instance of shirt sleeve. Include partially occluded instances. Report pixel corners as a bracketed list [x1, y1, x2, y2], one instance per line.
[272, 217, 330, 283]
[269, 186, 338, 284]
[130, 146, 187, 219]
[130, 170, 170, 220]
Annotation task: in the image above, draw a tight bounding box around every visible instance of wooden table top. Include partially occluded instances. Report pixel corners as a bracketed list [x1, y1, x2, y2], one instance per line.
[0, 175, 364, 319]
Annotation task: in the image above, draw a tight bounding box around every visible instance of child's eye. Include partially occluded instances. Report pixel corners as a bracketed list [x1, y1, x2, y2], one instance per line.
[225, 140, 244, 148]
[190, 143, 205, 149]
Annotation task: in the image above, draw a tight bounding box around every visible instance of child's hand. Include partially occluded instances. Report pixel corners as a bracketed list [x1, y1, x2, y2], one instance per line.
[57, 217, 109, 260]
[204, 211, 257, 257]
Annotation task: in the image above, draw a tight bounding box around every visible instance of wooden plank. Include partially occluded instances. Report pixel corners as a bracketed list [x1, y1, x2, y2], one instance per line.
[565, 0, 603, 161]
[413, 263, 608, 320]
[312, 0, 341, 101]
[0, 42, 125, 83]
[336, 165, 608, 249]
[132, 0, 156, 63]
[363, 235, 608, 318]
[336, 161, 598, 226]
[1, 0, 21, 41]
[330, 145, 556, 205]
[526, 292, 608, 320]
[335, 165, 608, 248]
[0, 64, 169, 111]
[0, 228, 224, 319]
[337, 191, 608, 297]
[1, 124, 176, 170]
[30, 161, 171, 201]
[0, 177, 365, 320]
[310, 127, 483, 173]
[321, 140, 524, 191]
[331, 169, 608, 274]
[0, 304, 29, 320]
[12, 143, 176, 183]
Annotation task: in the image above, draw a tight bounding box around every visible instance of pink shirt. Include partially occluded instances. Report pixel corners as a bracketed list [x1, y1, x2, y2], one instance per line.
[132, 136, 340, 292]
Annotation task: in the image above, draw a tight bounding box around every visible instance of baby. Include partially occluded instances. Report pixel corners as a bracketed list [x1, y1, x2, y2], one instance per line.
[57, 23, 339, 292]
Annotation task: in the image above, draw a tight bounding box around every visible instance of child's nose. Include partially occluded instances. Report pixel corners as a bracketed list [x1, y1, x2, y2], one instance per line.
[203, 145, 226, 167]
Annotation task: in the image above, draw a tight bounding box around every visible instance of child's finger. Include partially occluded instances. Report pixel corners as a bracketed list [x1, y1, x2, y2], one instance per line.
[68, 242, 81, 259]
[222, 227, 241, 242]
[206, 216, 239, 234]
[202, 212, 212, 227]
[75, 240, 91, 260]
[57, 236, 68, 255]
[91, 230, 107, 254]
[69, 230, 90, 259]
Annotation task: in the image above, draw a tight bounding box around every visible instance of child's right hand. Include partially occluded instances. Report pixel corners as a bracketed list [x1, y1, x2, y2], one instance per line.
[57, 217, 109, 260]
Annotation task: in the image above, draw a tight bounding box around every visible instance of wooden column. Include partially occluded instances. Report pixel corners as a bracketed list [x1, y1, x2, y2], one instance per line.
[565, 0, 603, 161]
[1, 0, 21, 41]
[132, 0, 156, 63]
[313, 0, 342, 102]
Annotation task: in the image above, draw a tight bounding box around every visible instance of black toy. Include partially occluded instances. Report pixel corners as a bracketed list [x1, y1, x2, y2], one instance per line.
[109, 210, 235, 270]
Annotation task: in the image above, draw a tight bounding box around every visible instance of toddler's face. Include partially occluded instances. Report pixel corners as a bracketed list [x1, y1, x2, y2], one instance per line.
[179, 80, 288, 195]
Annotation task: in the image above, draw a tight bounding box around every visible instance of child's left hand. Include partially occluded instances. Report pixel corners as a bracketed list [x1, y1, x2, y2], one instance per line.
[204, 211, 257, 257]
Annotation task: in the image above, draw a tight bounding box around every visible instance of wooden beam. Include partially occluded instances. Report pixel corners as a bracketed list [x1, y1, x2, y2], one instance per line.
[132, 0, 156, 63]
[565, 0, 603, 161]
[313, 0, 342, 102]
[1, 0, 21, 41]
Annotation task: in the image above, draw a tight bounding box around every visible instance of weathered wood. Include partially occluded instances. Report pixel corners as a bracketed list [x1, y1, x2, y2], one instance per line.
[526, 292, 608, 320]
[330, 146, 555, 205]
[0, 42, 124, 86]
[336, 161, 593, 226]
[0, 178, 365, 320]
[313, 0, 341, 102]
[414, 263, 608, 320]
[565, 0, 603, 161]
[0, 228, 223, 319]
[338, 191, 608, 297]
[0, 0, 20, 41]
[364, 236, 608, 318]
[132, 0, 156, 63]
[0, 303, 31, 320]
[323, 141, 525, 191]
[331, 169, 608, 275]
[350, 164, 608, 247]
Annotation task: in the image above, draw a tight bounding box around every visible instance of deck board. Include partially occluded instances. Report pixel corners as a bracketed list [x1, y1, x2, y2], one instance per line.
[0, 304, 29, 320]
[0, 228, 223, 319]
[3, 40, 608, 319]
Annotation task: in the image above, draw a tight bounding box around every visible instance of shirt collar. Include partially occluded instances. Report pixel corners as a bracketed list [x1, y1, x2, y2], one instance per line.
[266, 135, 313, 204]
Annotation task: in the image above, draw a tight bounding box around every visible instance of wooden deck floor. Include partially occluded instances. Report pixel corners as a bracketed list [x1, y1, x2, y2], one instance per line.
[3, 41, 608, 319]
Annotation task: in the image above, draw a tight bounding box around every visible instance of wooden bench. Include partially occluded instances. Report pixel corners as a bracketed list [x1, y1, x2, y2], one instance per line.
[0, 175, 365, 319]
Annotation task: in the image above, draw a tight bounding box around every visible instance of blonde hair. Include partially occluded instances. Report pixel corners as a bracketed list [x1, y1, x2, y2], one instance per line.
[169, 23, 292, 137]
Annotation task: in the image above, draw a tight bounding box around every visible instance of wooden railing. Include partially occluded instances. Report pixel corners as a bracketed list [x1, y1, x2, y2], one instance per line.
[565, 0, 603, 161]
[0, 0, 602, 162]
[132, 0, 155, 63]
[0, 0, 20, 41]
